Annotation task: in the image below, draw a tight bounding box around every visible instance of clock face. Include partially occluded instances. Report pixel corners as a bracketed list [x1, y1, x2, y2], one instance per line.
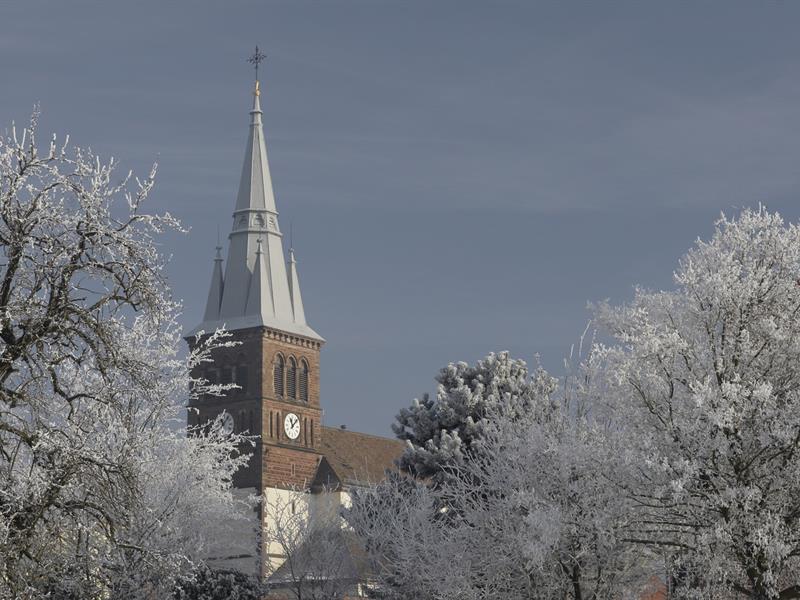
[220, 412, 234, 435]
[284, 412, 301, 440]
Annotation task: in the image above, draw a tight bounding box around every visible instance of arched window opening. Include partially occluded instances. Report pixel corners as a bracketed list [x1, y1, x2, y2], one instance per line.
[221, 366, 233, 385]
[287, 357, 297, 399]
[274, 355, 285, 397]
[300, 360, 309, 402]
[238, 364, 249, 394]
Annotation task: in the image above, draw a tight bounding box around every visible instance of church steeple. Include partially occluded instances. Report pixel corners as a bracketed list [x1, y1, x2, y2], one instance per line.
[288, 248, 307, 326]
[202, 245, 224, 322]
[189, 75, 322, 341]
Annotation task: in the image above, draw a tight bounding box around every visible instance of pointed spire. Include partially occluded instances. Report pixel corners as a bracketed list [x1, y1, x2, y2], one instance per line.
[218, 75, 284, 319]
[231, 78, 276, 215]
[202, 246, 224, 322]
[245, 238, 275, 318]
[288, 249, 307, 325]
[188, 62, 322, 342]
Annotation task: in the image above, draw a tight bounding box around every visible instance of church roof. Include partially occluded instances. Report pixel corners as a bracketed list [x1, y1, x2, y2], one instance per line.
[187, 81, 322, 341]
[312, 427, 405, 490]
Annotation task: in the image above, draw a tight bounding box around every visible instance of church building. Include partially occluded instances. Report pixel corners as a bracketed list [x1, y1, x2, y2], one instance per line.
[185, 72, 404, 586]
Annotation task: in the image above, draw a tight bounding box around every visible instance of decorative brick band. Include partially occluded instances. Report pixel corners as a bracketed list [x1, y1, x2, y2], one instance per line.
[263, 327, 323, 350]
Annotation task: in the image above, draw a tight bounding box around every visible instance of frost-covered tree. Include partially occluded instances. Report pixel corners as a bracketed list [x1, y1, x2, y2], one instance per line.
[173, 565, 262, 600]
[346, 473, 451, 600]
[442, 349, 652, 600]
[597, 207, 800, 599]
[392, 351, 555, 483]
[0, 113, 252, 599]
[350, 351, 652, 600]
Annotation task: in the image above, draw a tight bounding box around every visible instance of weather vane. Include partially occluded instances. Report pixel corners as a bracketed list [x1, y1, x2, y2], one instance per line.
[247, 46, 267, 82]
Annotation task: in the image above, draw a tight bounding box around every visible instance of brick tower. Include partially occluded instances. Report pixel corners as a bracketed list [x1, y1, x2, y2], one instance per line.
[185, 76, 325, 495]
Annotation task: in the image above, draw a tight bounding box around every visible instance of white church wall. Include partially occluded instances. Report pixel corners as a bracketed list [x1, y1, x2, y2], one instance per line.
[308, 488, 348, 524]
[262, 486, 354, 577]
[262, 486, 311, 575]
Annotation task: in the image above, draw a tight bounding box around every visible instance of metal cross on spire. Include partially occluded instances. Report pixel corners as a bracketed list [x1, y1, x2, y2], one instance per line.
[247, 46, 267, 82]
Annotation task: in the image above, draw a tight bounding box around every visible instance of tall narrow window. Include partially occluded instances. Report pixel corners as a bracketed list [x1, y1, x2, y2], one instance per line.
[287, 357, 297, 399]
[238, 364, 249, 394]
[273, 355, 285, 397]
[300, 360, 309, 402]
[221, 366, 233, 385]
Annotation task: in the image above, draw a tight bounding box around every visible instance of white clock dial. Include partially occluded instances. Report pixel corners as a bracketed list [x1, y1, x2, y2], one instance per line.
[219, 412, 234, 434]
[284, 412, 301, 440]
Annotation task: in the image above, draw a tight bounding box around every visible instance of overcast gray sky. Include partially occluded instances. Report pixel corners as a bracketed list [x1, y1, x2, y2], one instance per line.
[3, 1, 800, 435]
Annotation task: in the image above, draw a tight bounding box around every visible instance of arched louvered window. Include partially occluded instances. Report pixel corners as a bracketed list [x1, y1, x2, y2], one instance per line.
[287, 357, 297, 399]
[274, 355, 285, 397]
[300, 359, 309, 402]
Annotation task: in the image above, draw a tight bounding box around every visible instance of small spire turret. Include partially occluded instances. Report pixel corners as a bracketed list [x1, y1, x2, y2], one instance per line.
[288, 248, 307, 326]
[202, 246, 225, 322]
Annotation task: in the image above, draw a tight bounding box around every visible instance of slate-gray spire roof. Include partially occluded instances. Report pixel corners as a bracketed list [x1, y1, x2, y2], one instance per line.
[202, 245, 224, 322]
[288, 249, 306, 327]
[189, 81, 322, 341]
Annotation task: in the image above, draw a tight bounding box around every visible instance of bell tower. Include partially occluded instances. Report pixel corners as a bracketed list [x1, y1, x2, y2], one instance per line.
[186, 65, 325, 493]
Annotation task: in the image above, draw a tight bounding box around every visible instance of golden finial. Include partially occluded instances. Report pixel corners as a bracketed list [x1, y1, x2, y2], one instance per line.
[255, 80, 260, 97]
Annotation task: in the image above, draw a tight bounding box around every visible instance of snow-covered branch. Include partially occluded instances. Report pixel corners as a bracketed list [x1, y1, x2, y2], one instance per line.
[0, 113, 250, 599]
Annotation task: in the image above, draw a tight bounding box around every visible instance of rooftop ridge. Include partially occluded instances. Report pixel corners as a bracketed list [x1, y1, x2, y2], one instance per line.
[321, 425, 405, 444]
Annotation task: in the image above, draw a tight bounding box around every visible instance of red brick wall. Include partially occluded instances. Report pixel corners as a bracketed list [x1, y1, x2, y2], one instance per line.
[262, 445, 322, 489]
[187, 325, 325, 492]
